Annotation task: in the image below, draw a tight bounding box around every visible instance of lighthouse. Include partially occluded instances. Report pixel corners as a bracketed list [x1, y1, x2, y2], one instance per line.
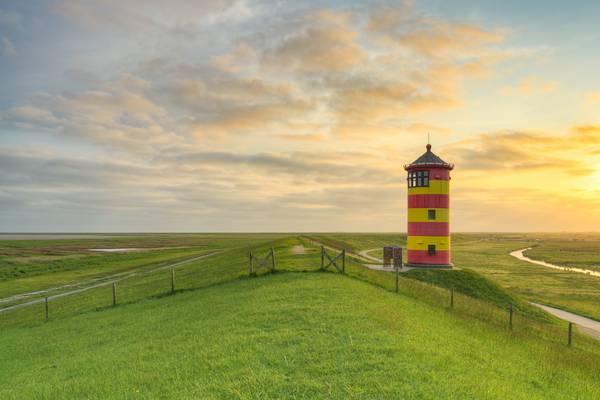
[404, 144, 454, 267]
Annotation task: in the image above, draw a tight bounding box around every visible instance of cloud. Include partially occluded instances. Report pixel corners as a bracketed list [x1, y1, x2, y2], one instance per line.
[5, 1, 596, 231]
[54, 0, 243, 34]
[447, 128, 600, 176]
[0, 144, 406, 231]
[1, 36, 16, 56]
[368, 4, 504, 58]
[261, 10, 367, 73]
[0, 10, 22, 27]
[3, 3, 514, 146]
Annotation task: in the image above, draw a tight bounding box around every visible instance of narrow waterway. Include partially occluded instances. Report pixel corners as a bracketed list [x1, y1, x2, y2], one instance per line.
[510, 248, 600, 340]
[510, 248, 600, 278]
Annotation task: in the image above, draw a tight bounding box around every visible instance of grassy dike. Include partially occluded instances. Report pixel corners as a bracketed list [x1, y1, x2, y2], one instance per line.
[1, 272, 599, 399]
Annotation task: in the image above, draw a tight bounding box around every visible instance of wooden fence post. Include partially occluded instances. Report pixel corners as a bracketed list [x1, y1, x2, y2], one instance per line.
[170, 268, 175, 294]
[320, 246, 324, 270]
[249, 251, 254, 275]
[450, 288, 454, 309]
[395, 266, 399, 293]
[342, 249, 346, 273]
[509, 304, 513, 330]
[270, 247, 276, 272]
[568, 322, 573, 346]
[44, 297, 49, 322]
[112, 282, 117, 306]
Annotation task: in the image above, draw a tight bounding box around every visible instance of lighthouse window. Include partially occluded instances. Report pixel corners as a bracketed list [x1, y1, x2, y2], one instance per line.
[428, 209, 436, 220]
[407, 171, 429, 188]
[428, 245, 436, 255]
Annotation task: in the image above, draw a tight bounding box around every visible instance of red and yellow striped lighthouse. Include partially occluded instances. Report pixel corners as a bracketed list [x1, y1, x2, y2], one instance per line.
[404, 144, 454, 267]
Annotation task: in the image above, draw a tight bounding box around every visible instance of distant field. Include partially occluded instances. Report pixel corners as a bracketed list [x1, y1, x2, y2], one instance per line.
[525, 236, 600, 272]
[1, 273, 598, 399]
[0, 234, 287, 307]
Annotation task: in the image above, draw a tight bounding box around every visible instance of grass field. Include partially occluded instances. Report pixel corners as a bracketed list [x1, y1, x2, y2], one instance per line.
[2, 233, 599, 323]
[1, 272, 599, 399]
[308, 233, 600, 322]
[1, 233, 600, 399]
[524, 235, 600, 272]
[0, 234, 286, 307]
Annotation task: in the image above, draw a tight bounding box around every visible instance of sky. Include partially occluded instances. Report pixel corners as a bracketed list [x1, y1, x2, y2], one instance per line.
[0, 0, 599, 232]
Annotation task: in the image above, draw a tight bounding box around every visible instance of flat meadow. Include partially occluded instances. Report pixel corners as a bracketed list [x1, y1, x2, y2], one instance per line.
[0, 233, 599, 399]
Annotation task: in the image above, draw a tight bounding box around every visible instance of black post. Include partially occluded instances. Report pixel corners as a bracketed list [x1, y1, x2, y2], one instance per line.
[400, 249, 403, 269]
[112, 282, 117, 306]
[320, 246, 324, 270]
[395, 265, 399, 293]
[450, 288, 454, 309]
[170, 268, 175, 294]
[509, 304, 513, 330]
[44, 297, 49, 322]
[249, 251, 254, 275]
[568, 322, 573, 347]
[270, 247, 276, 271]
[342, 249, 346, 273]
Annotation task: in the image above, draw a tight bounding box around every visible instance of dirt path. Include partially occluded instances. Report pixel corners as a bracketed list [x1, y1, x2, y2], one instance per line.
[0, 250, 222, 313]
[358, 248, 382, 263]
[510, 248, 600, 278]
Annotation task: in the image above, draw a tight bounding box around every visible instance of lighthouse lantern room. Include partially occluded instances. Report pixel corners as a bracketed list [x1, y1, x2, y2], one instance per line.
[404, 144, 454, 268]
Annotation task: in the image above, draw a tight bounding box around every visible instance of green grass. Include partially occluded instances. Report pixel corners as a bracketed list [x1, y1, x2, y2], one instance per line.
[1, 272, 598, 399]
[0, 234, 288, 306]
[525, 237, 600, 272]
[308, 233, 600, 322]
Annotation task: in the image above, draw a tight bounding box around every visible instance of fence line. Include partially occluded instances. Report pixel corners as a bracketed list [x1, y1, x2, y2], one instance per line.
[0, 242, 596, 352]
[0, 250, 223, 314]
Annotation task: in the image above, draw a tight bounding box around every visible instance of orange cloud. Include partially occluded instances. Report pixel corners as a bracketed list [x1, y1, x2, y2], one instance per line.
[261, 10, 367, 73]
[447, 128, 599, 176]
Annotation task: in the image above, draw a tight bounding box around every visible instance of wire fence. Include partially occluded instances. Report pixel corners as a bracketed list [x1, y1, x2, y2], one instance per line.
[1, 240, 599, 359]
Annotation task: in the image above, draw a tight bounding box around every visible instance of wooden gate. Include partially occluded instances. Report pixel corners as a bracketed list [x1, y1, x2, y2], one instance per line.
[320, 246, 345, 273]
[249, 247, 276, 275]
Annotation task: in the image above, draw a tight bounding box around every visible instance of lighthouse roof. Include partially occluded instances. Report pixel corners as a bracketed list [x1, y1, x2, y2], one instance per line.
[404, 144, 454, 171]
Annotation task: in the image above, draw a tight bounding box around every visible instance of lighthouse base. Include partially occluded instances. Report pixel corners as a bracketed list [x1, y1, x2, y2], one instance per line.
[404, 263, 454, 269]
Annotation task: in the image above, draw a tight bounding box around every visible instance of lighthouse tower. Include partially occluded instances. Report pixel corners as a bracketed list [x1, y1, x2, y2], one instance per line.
[404, 144, 454, 267]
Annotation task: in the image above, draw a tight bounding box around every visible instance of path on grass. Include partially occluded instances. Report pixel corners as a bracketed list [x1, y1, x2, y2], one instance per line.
[0, 251, 222, 313]
[531, 303, 600, 340]
[510, 248, 600, 278]
[510, 248, 600, 340]
[358, 249, 383, 263]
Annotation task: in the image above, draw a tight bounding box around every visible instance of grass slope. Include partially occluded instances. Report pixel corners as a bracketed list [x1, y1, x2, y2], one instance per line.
[310, 233, 600, 322]
[307, 234, 546, 320]
[1, 272, 598, 399]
